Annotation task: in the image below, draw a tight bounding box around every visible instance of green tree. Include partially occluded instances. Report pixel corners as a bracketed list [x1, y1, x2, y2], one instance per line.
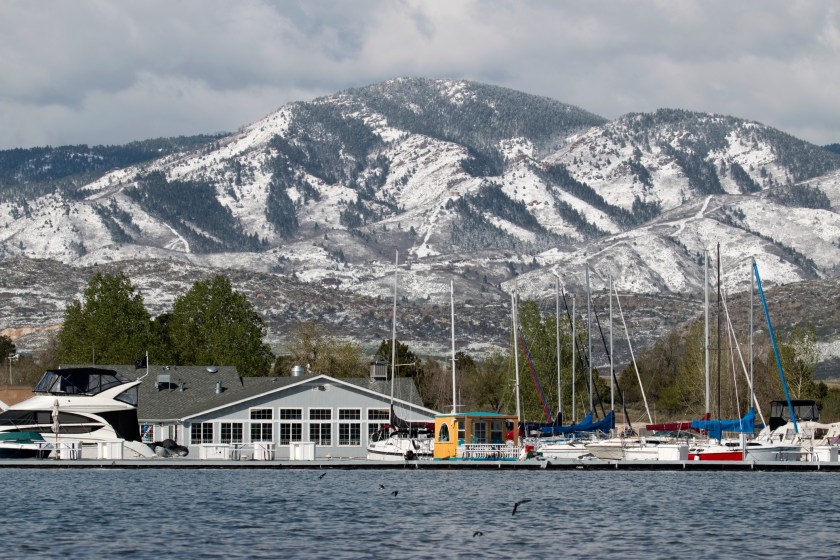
[777, 325, 819, 400]
[169, 275, 274, 376]
[57, 272, 152, 364]
[374, 338, 421, 378]
[463, 351, 512, 413]
[283, 321, 366, 377]
[0, 334, 15, 363]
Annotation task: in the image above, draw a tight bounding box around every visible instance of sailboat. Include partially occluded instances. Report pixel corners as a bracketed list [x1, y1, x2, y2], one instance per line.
[432, 286, 523, 460]
[366, 251, 434, 461]
[686, 254, 802, 461]
[536, 270, 617, 459]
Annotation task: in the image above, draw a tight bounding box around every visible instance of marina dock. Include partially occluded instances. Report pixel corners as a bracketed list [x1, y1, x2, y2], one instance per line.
[2, 458, 839, 471]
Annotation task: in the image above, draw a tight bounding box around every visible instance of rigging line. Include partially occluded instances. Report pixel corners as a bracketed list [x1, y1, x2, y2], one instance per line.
[754, 261, 799, 434]
[560, 290, 603, 418]
[613, 283, 653, 424]
[517, 328, 553, 423]
[720, 286, 767, 427]
[592, 303, 632, 430]
[722, 289, 741, 418]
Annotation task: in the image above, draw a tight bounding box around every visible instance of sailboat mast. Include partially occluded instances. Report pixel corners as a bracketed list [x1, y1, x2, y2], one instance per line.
[511, 291, 522, 424]
[450, 280, 457, 414]
[609, 274, 614, 414]
[704, 249, 710, 415]
[390, 251, 398, 405]
[717, 243, 721, 421]
[749, 257, 755, 406]
[555, 276, 562, 424]
[586, 267, 593, 414]
[571, 293, 576, 424]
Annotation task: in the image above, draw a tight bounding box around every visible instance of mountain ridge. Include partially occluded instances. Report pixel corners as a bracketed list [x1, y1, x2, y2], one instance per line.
[3, 77, 840, 372]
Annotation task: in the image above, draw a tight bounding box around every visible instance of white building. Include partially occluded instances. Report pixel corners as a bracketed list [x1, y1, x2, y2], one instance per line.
[101, 364, 438, 460]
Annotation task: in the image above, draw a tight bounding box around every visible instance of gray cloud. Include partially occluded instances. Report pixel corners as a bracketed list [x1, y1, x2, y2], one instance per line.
[1, 0, 838, 149]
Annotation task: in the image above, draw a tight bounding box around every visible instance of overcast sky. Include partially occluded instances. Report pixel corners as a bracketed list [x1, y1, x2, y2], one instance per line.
[2, 0, 838, 150]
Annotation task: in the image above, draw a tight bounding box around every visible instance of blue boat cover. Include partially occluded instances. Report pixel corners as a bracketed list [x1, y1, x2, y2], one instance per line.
[539, 411, 615, 435]
[690, 408, 756, 440]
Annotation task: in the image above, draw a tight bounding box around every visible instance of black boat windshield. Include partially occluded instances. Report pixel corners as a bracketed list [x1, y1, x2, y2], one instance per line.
[34, 368, 128, 396]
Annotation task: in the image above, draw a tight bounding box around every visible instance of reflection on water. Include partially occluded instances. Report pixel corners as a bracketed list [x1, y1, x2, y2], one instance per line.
[4, 469, 840, 559]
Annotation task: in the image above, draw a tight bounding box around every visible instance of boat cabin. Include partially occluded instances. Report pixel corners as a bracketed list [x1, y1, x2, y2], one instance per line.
[769, 400, 819, 430]
[433, 412, 520, 460]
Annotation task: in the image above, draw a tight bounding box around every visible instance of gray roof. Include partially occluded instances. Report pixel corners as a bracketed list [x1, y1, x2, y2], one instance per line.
[63, 364, 430, 421]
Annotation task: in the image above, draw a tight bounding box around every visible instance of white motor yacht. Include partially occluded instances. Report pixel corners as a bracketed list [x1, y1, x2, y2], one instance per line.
[0, 367, 156, 459]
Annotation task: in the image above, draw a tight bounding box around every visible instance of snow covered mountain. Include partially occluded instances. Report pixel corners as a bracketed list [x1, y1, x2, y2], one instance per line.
[3, 78, 840, 366]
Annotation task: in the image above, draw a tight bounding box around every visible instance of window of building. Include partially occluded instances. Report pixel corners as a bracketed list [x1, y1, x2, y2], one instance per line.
[190, 422, 213, 444]
[474, 421, 487, 443]
[221, 422, 244, 444]
[251, 422, 273, 442]
[279, 408, 302, 420]
[438, 423, 450, 443]
[367, 408, 389, 439]
[279, 408, 303, 445]
[279, 423, 302, 445]
[309, 408, 331, 421]
[338, 408, 361, 446]
[249, 408, 274, 442]
[491, 420, 505, 443]
[250, 408, 273, 420]
[309, 408, 331, 446]
[310, 423, 331, 446]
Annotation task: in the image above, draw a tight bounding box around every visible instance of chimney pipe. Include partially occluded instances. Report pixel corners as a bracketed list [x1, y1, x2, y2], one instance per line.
[215, 381, 222, 394]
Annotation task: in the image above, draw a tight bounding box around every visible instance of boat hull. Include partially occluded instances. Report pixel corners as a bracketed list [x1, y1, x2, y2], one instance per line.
[539, 442, 592, 460]
[366, 436, 433, 461]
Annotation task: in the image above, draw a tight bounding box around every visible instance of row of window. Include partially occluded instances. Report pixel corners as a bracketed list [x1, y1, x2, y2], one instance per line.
[249, 407, 390, 421]
[189, 420, 386, 447]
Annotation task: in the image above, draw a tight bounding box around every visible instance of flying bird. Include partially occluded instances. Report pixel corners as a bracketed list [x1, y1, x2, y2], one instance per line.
[512, 498, 532, 515]
[391, 490, 399, 497]
[318, 472, 327, 480]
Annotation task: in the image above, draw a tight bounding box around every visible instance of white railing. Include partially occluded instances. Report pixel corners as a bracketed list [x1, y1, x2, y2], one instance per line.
[461, 443, 521, 460]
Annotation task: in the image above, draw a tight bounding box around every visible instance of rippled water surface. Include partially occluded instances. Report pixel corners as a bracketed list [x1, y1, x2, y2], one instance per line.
[4, 468, 840, 559]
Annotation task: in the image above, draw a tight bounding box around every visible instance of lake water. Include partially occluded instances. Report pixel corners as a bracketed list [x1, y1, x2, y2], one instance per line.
[4, 468, 839, 559]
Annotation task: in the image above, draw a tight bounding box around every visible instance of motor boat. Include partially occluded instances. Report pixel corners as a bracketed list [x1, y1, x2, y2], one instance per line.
[366, 427, 434, 461]
[0, 367, 156, 459]
[0, 431, 53, 459]
[538, 439, 593, 460]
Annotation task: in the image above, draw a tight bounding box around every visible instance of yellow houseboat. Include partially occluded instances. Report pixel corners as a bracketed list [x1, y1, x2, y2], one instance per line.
[433, 412, 522, 460]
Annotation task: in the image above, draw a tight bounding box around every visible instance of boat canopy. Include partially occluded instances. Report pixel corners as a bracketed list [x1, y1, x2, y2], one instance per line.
[539, 411, 615, 436]
[690, 408, 756, 441]
[647, 413, 710, 433]
[34, 368, 128, 397]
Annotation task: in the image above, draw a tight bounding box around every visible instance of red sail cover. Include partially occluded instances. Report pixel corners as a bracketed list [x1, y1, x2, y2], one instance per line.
[646, 413, 710, 432]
